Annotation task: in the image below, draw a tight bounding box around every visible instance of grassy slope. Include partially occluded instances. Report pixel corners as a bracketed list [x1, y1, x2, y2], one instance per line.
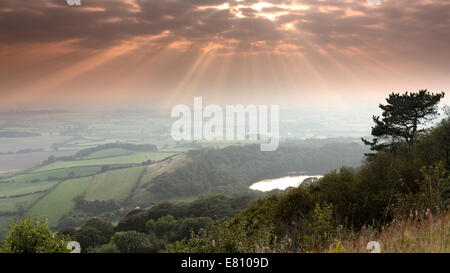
[326, 212, 450, 253]
[29, 177, 92, 226]
[131, 154, 191, 205]
[84, 166, 146, 202]
[0, 192, 44, 213]
[139, 154, 190, 186]
[0, 147, 186, 227]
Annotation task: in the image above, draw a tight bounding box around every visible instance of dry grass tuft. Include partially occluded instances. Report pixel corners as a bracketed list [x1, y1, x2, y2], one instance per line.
[324, 211, 450, 253]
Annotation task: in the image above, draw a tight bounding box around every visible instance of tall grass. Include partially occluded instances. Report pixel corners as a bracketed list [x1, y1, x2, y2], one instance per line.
[325, 211, 450, 253]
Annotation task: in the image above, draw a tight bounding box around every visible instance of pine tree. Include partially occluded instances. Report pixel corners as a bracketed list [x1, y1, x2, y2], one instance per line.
[362, 90, 445, 152]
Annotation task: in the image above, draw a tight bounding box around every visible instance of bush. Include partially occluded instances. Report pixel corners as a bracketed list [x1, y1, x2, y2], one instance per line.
[1, 216, 70, 253]
[110, 231, 157, 253]
[72, 217, 115, 252]
[87, 243, 120, 253]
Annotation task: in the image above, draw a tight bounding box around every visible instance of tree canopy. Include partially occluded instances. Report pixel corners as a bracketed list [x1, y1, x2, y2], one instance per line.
[362, 90, 444, 152]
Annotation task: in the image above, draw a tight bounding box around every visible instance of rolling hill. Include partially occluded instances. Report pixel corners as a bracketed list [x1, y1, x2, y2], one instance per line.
[0, 144, 179, 231]
[0, 140, 368, 232]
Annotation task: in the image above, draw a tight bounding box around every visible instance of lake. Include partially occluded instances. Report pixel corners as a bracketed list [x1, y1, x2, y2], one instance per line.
[250, 175, 324, 192]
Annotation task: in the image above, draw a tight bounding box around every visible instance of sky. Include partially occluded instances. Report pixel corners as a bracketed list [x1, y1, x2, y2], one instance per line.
[0, 0, 449, 111]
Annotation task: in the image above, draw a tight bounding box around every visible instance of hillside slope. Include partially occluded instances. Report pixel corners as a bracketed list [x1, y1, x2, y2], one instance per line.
[0, 141, 368, 231]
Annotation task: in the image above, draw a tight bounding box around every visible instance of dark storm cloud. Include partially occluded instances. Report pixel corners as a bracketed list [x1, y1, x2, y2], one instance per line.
[0, 0, 448, 58]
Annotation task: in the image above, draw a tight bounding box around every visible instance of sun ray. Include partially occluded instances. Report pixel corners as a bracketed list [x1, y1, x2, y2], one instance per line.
[162, 44, 217, 109]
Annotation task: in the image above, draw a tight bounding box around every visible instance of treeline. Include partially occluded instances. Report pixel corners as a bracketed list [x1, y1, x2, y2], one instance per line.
[144, 142, 367, 201]
[58, 195, 254, 252]
[43, 143, 158, 164]
[55, 197, 122, 230]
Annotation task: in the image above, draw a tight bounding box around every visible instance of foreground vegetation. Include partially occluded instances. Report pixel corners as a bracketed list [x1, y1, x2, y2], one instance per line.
[1, 216, 69, 253]
[61, 195, 254, 253]
[325, 211, 449, 253]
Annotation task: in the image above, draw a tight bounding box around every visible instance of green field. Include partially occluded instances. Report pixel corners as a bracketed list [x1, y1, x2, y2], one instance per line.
[84, 166, 146, 202]
[3, 166, 101, 182]
[0, 181, 58, 197]
[0, 145, 187, 228]
[0, 192, 44, 213]
[84, 148, 131, 159]
[32, 152, 174, 172]
[29, 177, 92, 226]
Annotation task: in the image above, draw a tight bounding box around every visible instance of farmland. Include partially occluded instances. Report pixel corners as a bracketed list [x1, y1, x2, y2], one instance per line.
[28, 177, 92, 226]
[0, 192, 44, 214]
[84, 166, 146, 202]
[0, 138, 369, 232]
[32, 152, 174, 172]
[0, 142, 187, 230]
[0, 181, 58, 197]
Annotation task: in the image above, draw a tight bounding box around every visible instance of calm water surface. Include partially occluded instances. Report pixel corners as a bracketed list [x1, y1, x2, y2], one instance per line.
[250, 175, 323, 191]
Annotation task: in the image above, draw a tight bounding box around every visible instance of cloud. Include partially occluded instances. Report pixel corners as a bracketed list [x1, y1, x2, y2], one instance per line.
[0, 0, 448, 59]
[0, 0, 449, 109]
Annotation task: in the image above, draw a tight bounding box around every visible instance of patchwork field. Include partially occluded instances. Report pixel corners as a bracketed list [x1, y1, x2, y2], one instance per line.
[0, 134, 70, 153]
[84, 166, 146, 202]
[0, 192, 44, 213]
[29, 177, 92, 226]
[0, 144, 189, 228]
[0, 150, 76, 174]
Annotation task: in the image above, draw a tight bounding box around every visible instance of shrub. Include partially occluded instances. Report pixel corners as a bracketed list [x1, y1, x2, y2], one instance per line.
[87, 243, 120, 253]
[1, 216, 70, 253]
[110, 231, 157, 253]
